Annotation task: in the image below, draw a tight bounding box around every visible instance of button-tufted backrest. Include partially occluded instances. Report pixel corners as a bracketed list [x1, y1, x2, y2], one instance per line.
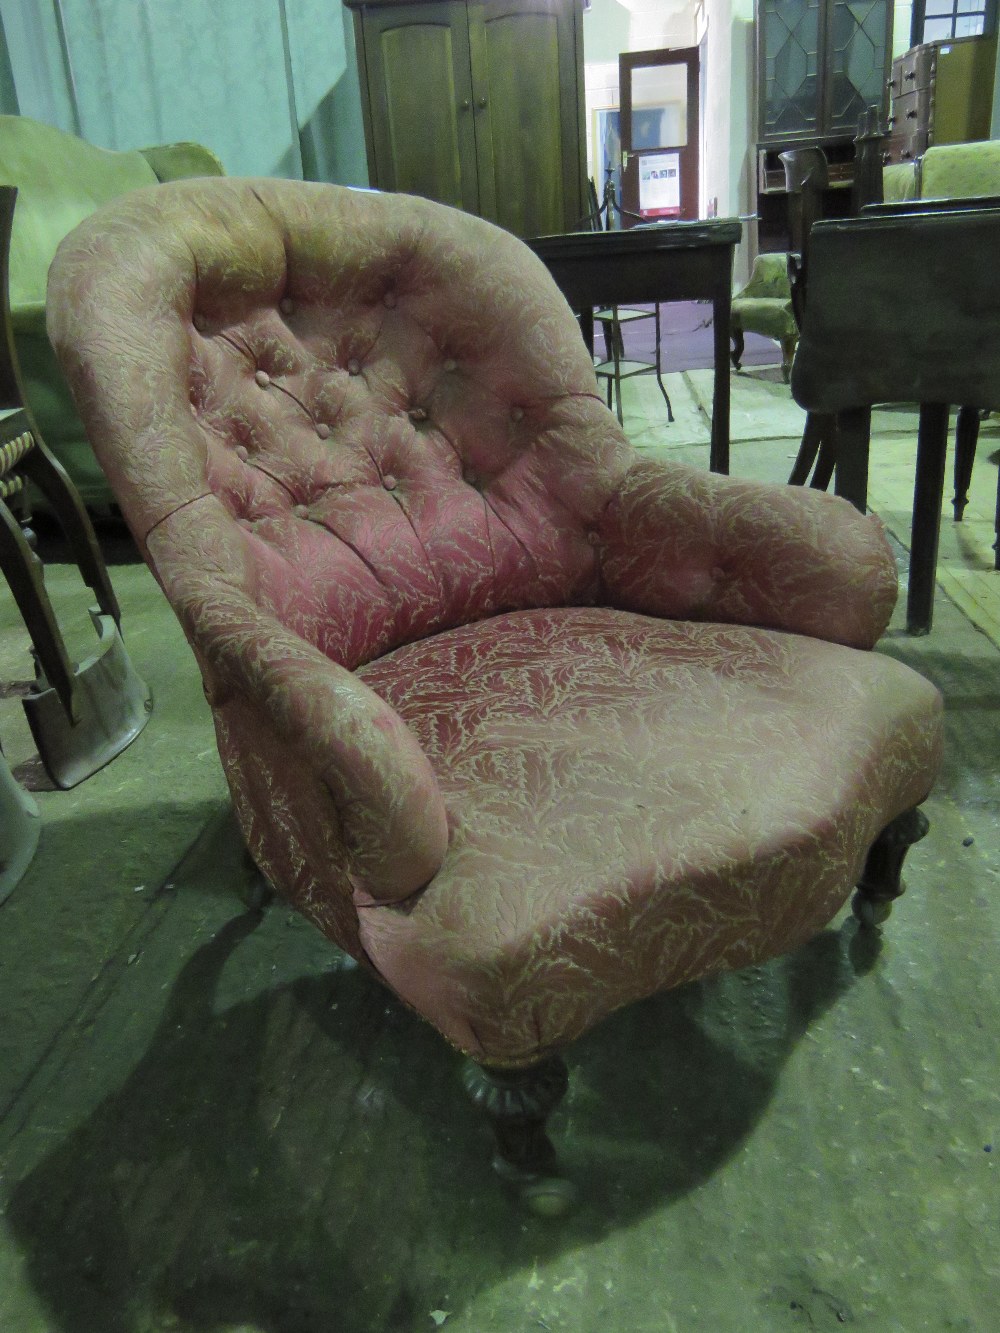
[49, 178, 633, 669]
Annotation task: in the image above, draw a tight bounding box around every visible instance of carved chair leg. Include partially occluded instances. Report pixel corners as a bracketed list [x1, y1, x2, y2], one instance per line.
[952, 404, 979, 521]
[788, 411, 825, 485]
[730, 328, 744, 371]
[463, 1055, 575, 1215]
[852, 806, 930, 929]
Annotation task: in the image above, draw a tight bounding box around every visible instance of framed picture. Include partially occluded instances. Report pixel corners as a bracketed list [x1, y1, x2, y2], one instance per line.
[637, 150, 681, 218]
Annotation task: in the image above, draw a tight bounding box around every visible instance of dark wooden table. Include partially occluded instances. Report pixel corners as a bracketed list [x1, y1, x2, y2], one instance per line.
[527, 219, 743, 475]
[790, 204, 1000, 634]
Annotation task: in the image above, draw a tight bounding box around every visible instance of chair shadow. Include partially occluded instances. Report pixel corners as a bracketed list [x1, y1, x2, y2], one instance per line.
[5, 903, 874, 1333]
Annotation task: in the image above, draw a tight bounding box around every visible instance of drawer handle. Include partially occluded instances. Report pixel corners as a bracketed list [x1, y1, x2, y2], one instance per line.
[906, 109, 918, 119]
[905, 71, 916, 80]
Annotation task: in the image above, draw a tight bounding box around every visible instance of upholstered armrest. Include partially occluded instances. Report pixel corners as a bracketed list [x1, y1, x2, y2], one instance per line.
[598, 457, 897, 649]
[147, 507, 449, 904]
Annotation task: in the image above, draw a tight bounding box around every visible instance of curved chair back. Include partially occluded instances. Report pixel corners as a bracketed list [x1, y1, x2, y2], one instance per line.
[48, 177, 628, 671]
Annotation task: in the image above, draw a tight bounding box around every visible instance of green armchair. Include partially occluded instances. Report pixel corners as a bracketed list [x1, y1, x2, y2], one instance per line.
[0, 116, 224, 511]
[729, 251, 798, 381]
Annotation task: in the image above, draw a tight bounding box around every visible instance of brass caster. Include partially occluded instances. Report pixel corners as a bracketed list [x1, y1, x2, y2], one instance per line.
[852, 890, 892, 929]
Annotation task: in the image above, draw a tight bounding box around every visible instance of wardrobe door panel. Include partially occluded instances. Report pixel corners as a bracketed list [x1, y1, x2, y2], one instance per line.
[363, 3, 479, 212]
[469, 0, 583, 236]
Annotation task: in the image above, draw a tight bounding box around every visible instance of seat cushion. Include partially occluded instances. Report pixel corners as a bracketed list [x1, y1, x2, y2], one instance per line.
[354, 607, 942, 1066]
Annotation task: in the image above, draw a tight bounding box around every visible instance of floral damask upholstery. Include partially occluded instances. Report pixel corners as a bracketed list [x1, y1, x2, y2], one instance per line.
[47, 179, 942, 1079]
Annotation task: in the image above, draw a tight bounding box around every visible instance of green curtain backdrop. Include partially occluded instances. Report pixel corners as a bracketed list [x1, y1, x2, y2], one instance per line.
[0, 0, 369, 184]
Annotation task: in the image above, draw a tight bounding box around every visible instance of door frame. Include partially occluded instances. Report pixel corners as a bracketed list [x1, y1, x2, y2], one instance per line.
[619, 45, 700, 224]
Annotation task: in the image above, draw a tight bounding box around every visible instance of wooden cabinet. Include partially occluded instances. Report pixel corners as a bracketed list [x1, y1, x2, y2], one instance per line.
[347, 0, 586, 239]
[753, 0, 893, 250]
[756, 0, 893, 146]
[885, 35, 999, 165]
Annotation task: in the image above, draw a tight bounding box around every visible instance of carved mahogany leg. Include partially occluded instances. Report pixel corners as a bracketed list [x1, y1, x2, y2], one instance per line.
[852, 806, 930, 929]
[463, 1055, 575, 1215]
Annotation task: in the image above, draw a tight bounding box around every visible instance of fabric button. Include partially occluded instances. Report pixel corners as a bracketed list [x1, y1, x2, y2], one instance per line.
[408, 406, 428, 423]
[293, 504, 309, 518]
[347, 359, 361, 376]
[382, 474, 398, 491]
[235, 445, 249, 462]
[443, 358, 457, 373]
[192, 312, 207, 332]
[711, 566, 726, 581]
[510, 406, 524, 422]
[279, 297, 294, 315]
[586, 530, 600, 546]
[255, 369, 270, 388]
[315, 422, 331, 440]
[383, 291, 397, 308]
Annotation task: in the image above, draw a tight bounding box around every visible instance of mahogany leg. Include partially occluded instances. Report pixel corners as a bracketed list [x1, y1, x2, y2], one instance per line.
[788, 412, 825, 486]
[463, 1055, 575, 1215]
[809, 415, 840, 491]
[952, 405, 979, 521]
[833, 407, 871, 512]
[908, 402, 949, 635]
[852, 806, 930, 929]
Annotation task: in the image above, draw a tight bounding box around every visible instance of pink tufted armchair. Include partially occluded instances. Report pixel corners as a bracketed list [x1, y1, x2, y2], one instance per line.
[48, 178, 942, 1211]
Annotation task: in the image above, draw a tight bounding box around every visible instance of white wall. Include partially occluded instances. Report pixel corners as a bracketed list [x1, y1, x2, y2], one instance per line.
[893, 2, 914, 57]
[699, 0, 754, 280]
[581, 0, 699, 208]
[583, 0, 698, 60]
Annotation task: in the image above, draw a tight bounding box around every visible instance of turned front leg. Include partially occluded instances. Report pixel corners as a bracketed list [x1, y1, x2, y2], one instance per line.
[463, 1055, 575, 1214]
[852, 805, 930, 928]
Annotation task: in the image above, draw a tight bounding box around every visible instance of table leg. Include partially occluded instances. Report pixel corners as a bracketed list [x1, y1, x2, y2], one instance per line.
[578, 308, 595, 358]
[952, 404, 979, 521]
[907, 402, 948, 635]
[709, 289, 731, 475]
[833, 407, 871, 513]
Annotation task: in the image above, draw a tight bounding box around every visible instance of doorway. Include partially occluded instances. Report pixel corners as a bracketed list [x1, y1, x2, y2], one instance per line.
[619, 45, 700, 223]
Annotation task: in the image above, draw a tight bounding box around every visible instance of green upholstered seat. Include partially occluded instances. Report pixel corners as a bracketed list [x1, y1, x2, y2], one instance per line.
[0, 116, 223, 510]
[730, 252, 798, 381]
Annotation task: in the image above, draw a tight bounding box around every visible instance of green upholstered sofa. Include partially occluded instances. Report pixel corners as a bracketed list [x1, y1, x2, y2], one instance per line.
[884, 139, 1000, 204]
[0, 116, 224, 511]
